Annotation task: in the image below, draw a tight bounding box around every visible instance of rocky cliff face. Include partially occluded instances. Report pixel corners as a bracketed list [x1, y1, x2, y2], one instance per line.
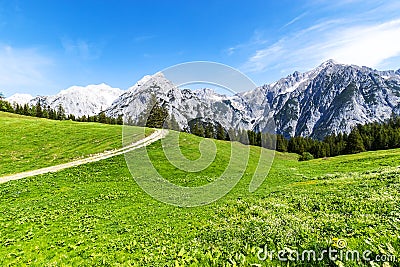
[6, 84, 124, 117]
[105, 73, 267, 131]
[251, 60, 400, 138]
[8, 60, 400, 139]
[106, 60, 400, 138]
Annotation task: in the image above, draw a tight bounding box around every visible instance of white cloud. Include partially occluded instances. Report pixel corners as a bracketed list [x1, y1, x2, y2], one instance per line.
[282, 12, 309, 29]
[329, 20, 400, 67]
[0, 45, 53, 95]
[226, 47, 235, 56]
[224, 30, 268, 56]
[243, 18, 400, 74]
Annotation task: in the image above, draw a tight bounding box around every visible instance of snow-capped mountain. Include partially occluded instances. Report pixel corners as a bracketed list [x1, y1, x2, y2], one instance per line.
[106, 60, 400, 139]
[105, 73, 269, 131]
[243, 60, 400, 138]
[29, 83, 124, 117]
[5, 93, 34, 106]
[6, 60, 400, 139]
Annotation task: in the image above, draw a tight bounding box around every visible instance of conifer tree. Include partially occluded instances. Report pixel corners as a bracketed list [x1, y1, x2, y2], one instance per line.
[98, 111, 107, 123]
[67, 114, 76, 121]
[23, 104, 30, 116]
[56, 104, 66, 120]
[109, 117, 116, 124]
[141, 94, 169, 128]
[205, 123, 214, 138]
[15, 104, 22, 114]
[168, 114, 180, 131]
[35, 101, 43, 118]
[346, 128, 365, 154]
[247, 130, 256, 145]
[216, 124, 226, 140]
[190, 122, 204, 137]
[276, 134, 288, 152]
[117, 115, 124, 125]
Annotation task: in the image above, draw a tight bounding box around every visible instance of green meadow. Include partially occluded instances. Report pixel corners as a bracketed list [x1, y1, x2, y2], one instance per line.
[0, 114, 399, 266]
[0, 112, 151, 176]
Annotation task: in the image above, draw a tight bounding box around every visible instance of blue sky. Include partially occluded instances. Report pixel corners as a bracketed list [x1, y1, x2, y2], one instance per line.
[1, 0, 400, 97]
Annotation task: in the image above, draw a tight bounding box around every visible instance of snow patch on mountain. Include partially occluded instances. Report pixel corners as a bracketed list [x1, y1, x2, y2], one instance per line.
[30, 83, 124, 117]
[104, 60, 400, 139]
[193, 88, 225, 101]
[105, 72, 262, 131]
[5, 59, 400, 139]
[5, 93, 34, 105]
[127, 75, 152, 92]
[254, 60, 400, 138]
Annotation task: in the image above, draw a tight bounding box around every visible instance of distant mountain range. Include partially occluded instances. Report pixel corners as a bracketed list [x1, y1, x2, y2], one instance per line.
[6, 60, 400, 139]
[6, 84, 123, 117]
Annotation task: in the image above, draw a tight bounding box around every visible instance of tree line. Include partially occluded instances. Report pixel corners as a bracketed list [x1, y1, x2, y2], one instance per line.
[182, 116, 400, 161]
[273, 116, 400, 160]
[140, 97, 400, 160]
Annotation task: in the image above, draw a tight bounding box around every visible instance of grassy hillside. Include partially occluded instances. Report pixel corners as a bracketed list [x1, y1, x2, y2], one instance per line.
[0, 130, 399, 266]
[0, 112, 150, 176]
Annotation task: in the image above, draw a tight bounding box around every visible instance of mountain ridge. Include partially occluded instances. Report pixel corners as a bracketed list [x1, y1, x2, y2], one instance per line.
[105, 60, 400, 138]
[6, 84, 124, 117]
[5, 60, 400, 139]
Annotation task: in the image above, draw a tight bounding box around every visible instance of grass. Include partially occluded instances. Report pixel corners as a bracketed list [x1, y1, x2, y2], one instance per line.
[0, 112, 151, 176]
[0, 115, 399, 266]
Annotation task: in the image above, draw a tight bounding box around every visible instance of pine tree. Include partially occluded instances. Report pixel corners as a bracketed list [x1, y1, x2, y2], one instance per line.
[117, 115, 124, 125]
[205, 123, 214, 138]
[336, 133, 346, 155]
[276, 134, 288, 152]
[56, 104, 66, 120]
[288, 137, 305, 154]
[42, 106, 49, 119]
[48, 106, 56, 120]
[67, 114, 76, 121]
[256, 132, 262, 146]
[109, 117, 116, 125]
[15, 104, 22, 114]
[23, 104, 30, 116]
[216, 124, 225, 140]
[35, 101, 43, 118]
[191, 122, 205, 137]
[346, 128, 365, 154]
[30, 105, 36, 117]
[191, 122, 199, 136]
[98, 111, 107, 123]
[247, 130, 256, 145]
[144, 95, 168, 128]
[169, 114, 180, 131]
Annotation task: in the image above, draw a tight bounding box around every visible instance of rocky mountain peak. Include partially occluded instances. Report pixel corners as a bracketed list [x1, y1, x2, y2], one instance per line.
[6, 60, 400, 139]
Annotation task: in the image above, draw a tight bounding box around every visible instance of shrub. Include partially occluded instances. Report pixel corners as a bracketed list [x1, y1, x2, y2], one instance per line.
[299, 152, 314, 161]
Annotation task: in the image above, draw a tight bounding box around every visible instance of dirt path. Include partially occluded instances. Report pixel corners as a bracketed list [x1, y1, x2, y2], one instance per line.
[0, 129, 168, 184]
